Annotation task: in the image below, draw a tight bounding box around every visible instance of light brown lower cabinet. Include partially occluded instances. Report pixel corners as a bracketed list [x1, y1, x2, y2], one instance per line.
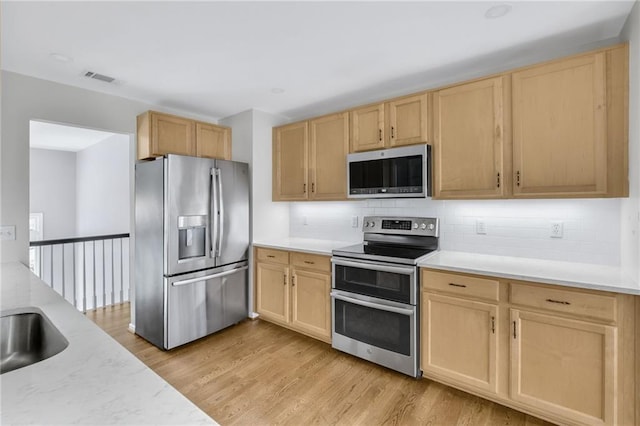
[421, 268, 637, 426]
[422, 293, 498, 394]
[255, 247, 331, 343]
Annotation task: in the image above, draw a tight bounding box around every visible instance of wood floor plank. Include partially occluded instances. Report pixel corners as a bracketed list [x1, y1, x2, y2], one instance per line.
[87, 303, 555, 426]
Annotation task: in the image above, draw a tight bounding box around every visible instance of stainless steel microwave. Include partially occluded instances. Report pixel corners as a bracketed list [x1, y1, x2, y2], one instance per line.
[347, 144, 431, 199]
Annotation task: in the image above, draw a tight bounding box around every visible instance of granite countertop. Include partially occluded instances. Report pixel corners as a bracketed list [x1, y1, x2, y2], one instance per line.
[253, 237, 359, 256]
[0, 262, 217, 425]
[418, 250, 640, 295]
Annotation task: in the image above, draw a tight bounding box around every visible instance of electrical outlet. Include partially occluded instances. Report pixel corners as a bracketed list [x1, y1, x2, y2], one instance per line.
[476, 219, 487, 235]
[351, 216, 359, 228]
[0, 225, 16, 240]
[550, 221, 563, 238]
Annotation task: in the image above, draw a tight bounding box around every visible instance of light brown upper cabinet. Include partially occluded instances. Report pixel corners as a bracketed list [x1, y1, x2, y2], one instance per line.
[273, 112, 349, 201]
[433, 44, 628, 199]
[195, 122, 231, 160]
[433, 76, 510, 199]
[512, 53, 608, 197]
[350, 93, 429, 153]
[137, 111, 232, 161]
[387, 93, 430, 148]
[309, 112, 350, 200]
[273, 121, 308, 201]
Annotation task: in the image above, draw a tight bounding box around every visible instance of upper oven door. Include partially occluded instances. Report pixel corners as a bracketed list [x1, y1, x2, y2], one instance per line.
[347, 144, 431, 199]
[332, 257, 417, 305]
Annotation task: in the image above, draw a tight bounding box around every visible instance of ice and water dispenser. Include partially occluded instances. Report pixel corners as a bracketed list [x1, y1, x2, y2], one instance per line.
[177, 215, 207, 260]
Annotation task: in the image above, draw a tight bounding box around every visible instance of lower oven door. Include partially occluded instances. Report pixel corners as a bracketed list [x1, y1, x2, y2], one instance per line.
[331, 289, 419, 377]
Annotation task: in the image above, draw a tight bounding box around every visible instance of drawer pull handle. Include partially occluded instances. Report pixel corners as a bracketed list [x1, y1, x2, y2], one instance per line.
[304, 261, 315, 265]
[267, 255, 276, 258]
[491, 316, 495, 334]
[448, 283, 467, 288]
[546, 298, 571, 305]
[513, 321, 517, 339]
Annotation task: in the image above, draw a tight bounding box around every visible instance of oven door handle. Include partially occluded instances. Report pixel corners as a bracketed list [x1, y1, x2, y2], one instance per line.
[331, 292, 415, 316]
[331, 258, 415, 275]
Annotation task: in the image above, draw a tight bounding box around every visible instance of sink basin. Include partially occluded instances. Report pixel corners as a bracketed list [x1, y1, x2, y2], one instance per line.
[1, 308, 69, 374]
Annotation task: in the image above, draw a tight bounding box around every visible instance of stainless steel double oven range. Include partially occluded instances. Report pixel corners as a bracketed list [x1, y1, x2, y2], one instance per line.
[331, 216, 439, 377]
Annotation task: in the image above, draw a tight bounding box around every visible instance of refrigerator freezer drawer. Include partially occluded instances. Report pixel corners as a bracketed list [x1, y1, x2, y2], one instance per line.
[164, 263, 248, 349]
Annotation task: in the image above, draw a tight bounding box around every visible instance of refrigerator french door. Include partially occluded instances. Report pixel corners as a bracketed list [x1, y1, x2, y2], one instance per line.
[135, 154, 250, 350]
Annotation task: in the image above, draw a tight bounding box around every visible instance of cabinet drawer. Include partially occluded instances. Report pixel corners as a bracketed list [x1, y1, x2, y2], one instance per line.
[510, 283, 616, 322]
[256, 247, 289, 265]
[422, 270, 499, 302]
[291, 252, 331, 273]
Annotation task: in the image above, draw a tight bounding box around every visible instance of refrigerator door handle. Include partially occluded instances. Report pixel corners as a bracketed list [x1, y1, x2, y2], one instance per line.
[171, 265, 249, 287]
[210, 168, 218, 258]
[216, 168, 224, 258]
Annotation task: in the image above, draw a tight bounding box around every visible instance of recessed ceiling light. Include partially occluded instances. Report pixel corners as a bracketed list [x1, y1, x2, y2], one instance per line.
[271, 88, 285, 94]
[485, 4, 512, 19]
[50, 52, 73, 63]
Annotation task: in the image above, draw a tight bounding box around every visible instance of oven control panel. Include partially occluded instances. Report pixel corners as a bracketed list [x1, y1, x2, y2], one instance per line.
[363, 216, 438, 236]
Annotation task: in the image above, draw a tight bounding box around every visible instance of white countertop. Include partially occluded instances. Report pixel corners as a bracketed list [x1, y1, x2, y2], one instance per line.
[0, 262, 217, 425]
[419, 250, 640, 295]
[253, 237, 358, 256]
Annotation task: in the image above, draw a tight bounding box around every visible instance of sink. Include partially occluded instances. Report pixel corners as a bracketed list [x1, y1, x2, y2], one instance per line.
[1, 307, 69, 374]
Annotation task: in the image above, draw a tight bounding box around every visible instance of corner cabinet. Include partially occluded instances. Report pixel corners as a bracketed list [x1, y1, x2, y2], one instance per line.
[420, 268, 637, 426]
[433, 76, 509, 199]
[137, 111, 232, 161]
[255, 247, 331, 343]
[273, 112, 349, 201]
[350, 92, 429, 153]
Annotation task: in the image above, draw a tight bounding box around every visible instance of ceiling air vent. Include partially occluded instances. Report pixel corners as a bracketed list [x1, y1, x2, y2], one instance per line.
[83, 71, 116, 83]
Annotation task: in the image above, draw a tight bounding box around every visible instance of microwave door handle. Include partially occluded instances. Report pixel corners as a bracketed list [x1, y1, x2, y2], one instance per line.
[216, 168, 224, 258]
[330, 292, 414, 316]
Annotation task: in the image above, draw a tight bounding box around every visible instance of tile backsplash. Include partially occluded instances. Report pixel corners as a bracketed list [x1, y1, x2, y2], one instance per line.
[289, 198, 621, 266]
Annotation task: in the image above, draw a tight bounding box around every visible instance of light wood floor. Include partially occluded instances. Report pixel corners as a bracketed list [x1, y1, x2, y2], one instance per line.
[87, 303, 553, 426]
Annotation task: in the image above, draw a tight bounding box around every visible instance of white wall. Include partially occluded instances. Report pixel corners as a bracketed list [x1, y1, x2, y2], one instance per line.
[220, 108, 289, 316]
[290, 198, 621, 266]
[621, 1, 640, 283]
[76, 133, 130, 236]
[29, 148, 77, 239]
[0, 70, 217, 264]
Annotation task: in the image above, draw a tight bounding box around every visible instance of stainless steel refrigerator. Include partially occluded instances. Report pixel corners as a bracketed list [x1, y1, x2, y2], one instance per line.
[135, 154, 249, 350]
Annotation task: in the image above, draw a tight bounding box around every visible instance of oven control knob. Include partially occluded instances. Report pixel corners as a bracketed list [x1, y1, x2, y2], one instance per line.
[368, 221, 376, 228]
[420, 223, 427, 230]
[413, 223, 418, 229]
[428, 223, 435, 231]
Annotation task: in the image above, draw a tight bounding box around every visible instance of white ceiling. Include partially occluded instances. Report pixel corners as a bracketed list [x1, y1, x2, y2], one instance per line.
[30, 121, 120, 152]
[2, 1, 636, 121]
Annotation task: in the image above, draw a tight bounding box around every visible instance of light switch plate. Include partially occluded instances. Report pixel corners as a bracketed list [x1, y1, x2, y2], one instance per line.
[0, 225, 16, 240]
[351, 216, 359, 228]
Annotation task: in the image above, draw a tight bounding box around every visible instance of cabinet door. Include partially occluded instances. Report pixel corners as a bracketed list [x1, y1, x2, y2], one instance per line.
[433, 76, 508, 199]
[151, 112, 195, 157]
[510, 309, 616, 425]
[422, 293, 498, 393]
[273, 122, 308, 201]
[309, 112, 349, 200]
[196, 122, 231, 160]
[291, 268, 331, 342]
[388, 93, 429, 148]
[512, 53, 607, 197]
[256, 262, 289, 325]
[350, 104, 385, 152]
